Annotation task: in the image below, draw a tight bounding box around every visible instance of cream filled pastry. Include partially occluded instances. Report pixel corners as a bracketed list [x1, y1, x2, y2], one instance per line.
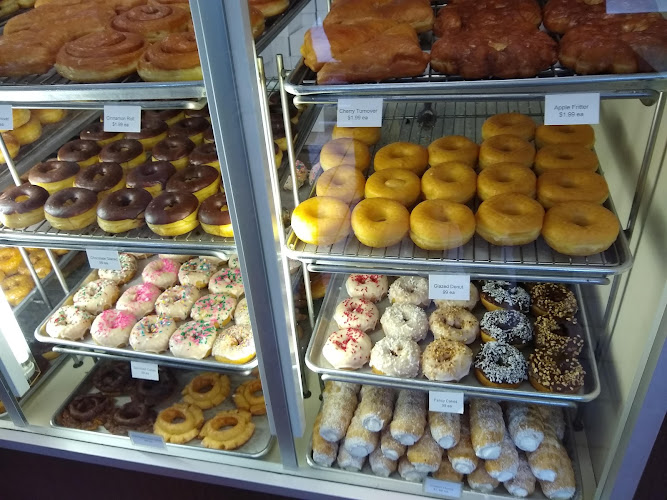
[322, 328, 371, 370]
[116, 283, 162, 318]
[334, 298, 379, 333]
[90, 309, 137, 348]
[155, 285, 200, 320]
[129, 315, 177, 353]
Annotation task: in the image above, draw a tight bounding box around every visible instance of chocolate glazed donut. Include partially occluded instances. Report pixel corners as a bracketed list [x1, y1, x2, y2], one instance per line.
[125, 117, 168, 141]
[199, 192, 231, 226]
[189, 143, 218, 165]
[45, 187, 98, 219]
[68, 394, 113, 422]
[29, 161, 80, 184]
[92, 361, 131, 396]
[269, 92, 298, 118]
[99, 139, 144, 164]
[203, 126, 214, 143]
[131, 367, 176, 405]
[184, 105, 209, 118]
[126, 160, 176, 189]
[97, 188, 152, 221]
[271, 114, 286, 140]
[0, 184, 49, 215]
[80, 122, 121, 143]
[166, 164, 219, 194]
[105, 401, 156, 434]
[152, 136, 195, 162]
[74, 162, 124, 194]
[145, 191, 198, 225]
[58, 139, 101, 162]
[168, 117, 210, 139]
[144, 109, 183, 124]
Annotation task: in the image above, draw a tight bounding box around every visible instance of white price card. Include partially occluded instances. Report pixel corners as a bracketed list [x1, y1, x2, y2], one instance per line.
[0, 105, 13, 131]
[337, 98, 383, 128]
[544, 93, 600, 125]
[429, 391, 464, 414]
[129, 431, 166, 449]
[423, 478, 463, 499]
[103, 105, 141, 133]
[607, 0, 666, 13]
[131, 360, 159, 381]
[86, 249, 121, 270]
[428, 274, 470, 301]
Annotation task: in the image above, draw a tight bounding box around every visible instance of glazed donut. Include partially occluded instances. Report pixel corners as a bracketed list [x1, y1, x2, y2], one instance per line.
[212, 324, 256, 364]
[480, 309, 533, 347]
[537, 170, 608, 209]
[380, 303, 428, 342]
[315, 165, 366, 205]
[92, 361, 131, 396]
[476, 193, 545, 246]
[474, 341, 528, 389]
[528, 349, 585, 394]
[152, 136, 195, 170]
[334, 297, 379, 332]
[428, 136, 479, 168]
[1, 109, 30, 131]
[28, 161, 80, 195]
[0, 248, 21, 275]
[0, 184, 49, 228]
[169, 320, 218, 359]
[429, 306, 479, 344]
[126, 161, 176, 197]
[145, 191, 199, 236]
[105, 401, 156, 435]
[137, 31, 202, 82]
[2, 274, 33, 306]
[479, 135, 535, 170]
[233, 379, 266, 415]
[168, 117, 210, 146]
[153, 402, 204, 443]
[125, 117, 168, 150]
[410, 200, 475, 251]
[209, 267, 244, 298]
[189, 143, 219, 170]
[32, 109, 67, 125]
[199, 409, 255, 451]
[132, 366, 177, 406]
[535, 124, 595, 149]
[389, 276, 430, 308]
[346, 274, 388, 303]
[482, 113, 536, 141]
[129, 315, 177, 353]
[178, 257, 216, 288]
[116, 282, 162, 318]
[57, 139, 101, 168]
[111, 5, 190, 43]
[58, 394, 114, 431]
[291, 197, 351, 246]
[249, 0, 289, 17]
[98, 252, 137, 284]
[234, 297, 250, 326]
[332, 125, 381, 146]
[182, 372, 231, 409]
[534, 144, 599, 175]
[351, 198, 409, 248]
[74, 162, 125, 199]
[80, 122, 124, 147]
[422, 339, 473, 382]
[320, 138, 371, 172]
[198, 193, 233, 237]
[530, 283, 578, 321]
[534, 316, 584, 357]
[477, 163, 536, 201]
[542, 202, 619, 256]
[11, 114, 42, 146]
[434, 282, 479, 311]
[142, 258, 180, 289]
[322, 327, 372, 370]
[99, 139, 147, 172]
[0, 133, 20, 163]
[90, 308, 136, 347]
[73, 278, 120, 315]
[166, 164, 220, 203]
[18, 250, 51, 279]
[155, 284, 200, 320]
[365, 169, 421, 207]
[370, 336, 421, 378]
[480, 281, 530, 314]
[45, 187, 98, 230]
[374, 142, 429, 176]
[421, 162, 477, 203]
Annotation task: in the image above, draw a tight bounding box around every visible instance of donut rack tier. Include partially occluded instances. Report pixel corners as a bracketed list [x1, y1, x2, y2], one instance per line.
[305, 274, 600, 407]
[284, 100, 632, 285]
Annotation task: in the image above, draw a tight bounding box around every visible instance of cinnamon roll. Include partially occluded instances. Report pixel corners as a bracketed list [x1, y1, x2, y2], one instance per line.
[111, 5, 190, 43]
[137, 31, 201, 82]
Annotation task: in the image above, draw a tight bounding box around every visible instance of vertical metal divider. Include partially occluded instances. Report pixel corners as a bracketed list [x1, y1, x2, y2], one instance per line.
[191, 1, 304, 467]
[45, 249, 69, 294]
[17, 247, 52, 309]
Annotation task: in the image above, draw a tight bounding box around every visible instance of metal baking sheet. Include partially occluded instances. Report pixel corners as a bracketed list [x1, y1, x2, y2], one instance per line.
[35, 253, 258, 373]
[306, 274, 600, 406]
[51, 360, 273, 459]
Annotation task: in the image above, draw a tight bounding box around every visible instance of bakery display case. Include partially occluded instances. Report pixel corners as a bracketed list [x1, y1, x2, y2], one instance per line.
[0, 1, 666, 500]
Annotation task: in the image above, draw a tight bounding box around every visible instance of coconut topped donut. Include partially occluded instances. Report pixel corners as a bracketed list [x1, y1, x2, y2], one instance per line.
[389, 276, 430, 308]
[474, 341, 528, 388]
[480, 309, 533, 347]
[480, 281, 530, 313]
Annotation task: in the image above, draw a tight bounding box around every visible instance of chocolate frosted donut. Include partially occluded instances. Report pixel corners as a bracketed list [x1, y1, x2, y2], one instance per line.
[203, 126, 214, 143]
[184, 105, 209, 118]
[60, 393, 114, 430]
[168, 117, 210, 140]
[97, 188, 152, 222]
[57, 139, 101, 163]
[80, 122, 123, 145]
[131, 367, 176, 405]
[0, 184, 49, 215]
[126, 161, 176, 192]
[99, 139, 144, 165]
[74, 162, 124, 194]
[199, 192, 231, 226]
[146, 191, 198, 225]
[189, 143, 218, 165]
[105, 401, 156, 435]
[92, 361, 131, 396]
[152, 136, 195, 164]
[269, 92, 298, 118]
[125, 117, 168, 142]
[166, 164, 219, 195]
[45, 187, 98, 219]
[143, 109, 184, 126]
[29, 161, 80, 185]
[271, 114, 286, 139]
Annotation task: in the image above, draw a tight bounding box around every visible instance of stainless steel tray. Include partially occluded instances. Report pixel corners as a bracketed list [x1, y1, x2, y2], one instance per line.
[35, 254, 258, 373]
[306, 274, 600, 406]
[285, 101, 632, 284]
[51, 360, 273, 459]
[255, 0, 311, 54]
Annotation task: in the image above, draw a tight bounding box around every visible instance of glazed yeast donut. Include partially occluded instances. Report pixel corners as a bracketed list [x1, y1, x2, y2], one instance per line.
[332, 125, 381, 146]
[479, 135, 535, 169]
[535, 124, 595, 149]
[351, 198, 409, 248]
[429, 306, 479, 344]
[421, 162, 477, 203]
[534, 144, 599, 175]
[477, 163, 536, 201]
[316, 166, 365, 205]
[476, 193, 544, 246]
[537, 170, 609, 209]
[542, 202, 619, 256]
[482, 113, 536, 141]
[374, 142, 429, 176]
[365, 169, 421, 207]
[292, 197, 351, 246]
[428, 136, 478, 168]
[410, 200, 475, 251]
[320, 138, 370, 171]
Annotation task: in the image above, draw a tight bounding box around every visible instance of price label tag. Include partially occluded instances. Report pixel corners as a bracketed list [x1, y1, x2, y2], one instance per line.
[429, 391, 464, 414]
[128, 431, 166, 449]
[607, 0, 666, 13]
[130, 361, 159, 381]
[0, 105, 13, 131]
[86, 249, 121, 270]
[428, 275, 470, 301]
[103, 105, 141, 133]
[544, 93, 600, 125]
[423, 478, 463, 499]
[337, 98, 383, 127]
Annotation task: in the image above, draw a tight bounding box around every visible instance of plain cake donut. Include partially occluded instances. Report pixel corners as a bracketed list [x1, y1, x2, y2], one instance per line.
[351, 198, 409, 248]
[428, 136, 478, 168]
[292, 197, 351, 246]
[479, 134, 535, 169]
[365, 168, 421, 207]
[421, 162, 477, 203]
[534, 144, 599, 175]
[477, 163, 536, 201]
[482, 113, 536, 141]
[409, 200, 475, 251]
[476, 193, 544, 246]
[535, 124, 595, 149]
[374, 142, 429, 176]
[537, 169, 608, 208]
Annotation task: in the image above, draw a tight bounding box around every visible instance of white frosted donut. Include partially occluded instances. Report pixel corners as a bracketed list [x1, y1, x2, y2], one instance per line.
[212, 324, 256, 364]
[98, 253, 137, 284]
[434, 283, 479, 311]
[142, 258, 179, 289]
[179, 257, 216, 288]
[429, 306, 479, 344]
[46, 305, 94, 340]
[322, 328, 372, 369]
[209, 267, 244, 297]
[334, 298, 379, 332]
[73, 279, 119, 315]
[234, 297, 250, 325]
[228, 254, 240, 268]
[158, 254, 191, 263]
[345, 274, 388, 303]
[388, 276, 430, 307]
[155, 285, 200, 320]
[116, 283, 161, 318]
[380, 303, 428, 342]
[190, 293, 237, 327]
[90, 309, 137, 347]
[129, 315, 177, 353]
[370, 336, 420, 378]
[422, 339, 473, 381]
[169, 320, 218, 359]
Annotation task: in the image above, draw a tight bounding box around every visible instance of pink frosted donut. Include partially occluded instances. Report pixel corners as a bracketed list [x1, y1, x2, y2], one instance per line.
[209, 267, 244, 297]
[345, 274, 388, 303]
[142, 258, 180, 289]
[190, 293, 237, 327]
[116, 283, 162, 318]
[333, 298, 379, 332]
[322, 328, 372, 370]
[90, 309, 137, 347]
